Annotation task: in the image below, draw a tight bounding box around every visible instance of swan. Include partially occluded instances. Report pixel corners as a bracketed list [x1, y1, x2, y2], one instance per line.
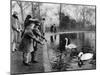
[78, 52, 93, 67]
[65, 38, 77, 49]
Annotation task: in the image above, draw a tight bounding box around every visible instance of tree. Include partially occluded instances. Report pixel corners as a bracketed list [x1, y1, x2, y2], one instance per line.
[16, 1, 24, 23]
[60, 13, 70, 29]
[31, 2, 40, 19]
[80, 7, 86, 28]
[80, 6, 95, 28]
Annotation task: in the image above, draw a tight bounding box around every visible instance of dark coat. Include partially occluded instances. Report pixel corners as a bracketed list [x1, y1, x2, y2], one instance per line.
[19, 29, 34, 53]
[50, 25, 57, 33]
[50, 25, 54, 33]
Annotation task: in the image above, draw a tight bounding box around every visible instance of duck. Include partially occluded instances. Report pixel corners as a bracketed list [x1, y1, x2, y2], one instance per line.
[65, 38, 77, 49]
[78, 52, 93, 67]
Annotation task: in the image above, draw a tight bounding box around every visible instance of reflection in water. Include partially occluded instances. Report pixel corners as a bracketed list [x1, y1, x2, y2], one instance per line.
[47, 32, 96, 71]
[58, 32, 95, 53]
[55, 35, 56, 40]
[50, 35, 57, 43]
[50, 36, 54, 42]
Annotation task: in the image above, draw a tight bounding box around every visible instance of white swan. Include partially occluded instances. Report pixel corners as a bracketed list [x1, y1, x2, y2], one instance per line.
[78, 52, 93, 61]
[65, 38, 77, 49]
[78, 52, 93, 67]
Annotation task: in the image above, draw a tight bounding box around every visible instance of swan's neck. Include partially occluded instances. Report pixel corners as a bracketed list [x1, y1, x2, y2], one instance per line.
[78, 52, 83, 57]
[65, 39, 68, 47]
[65, 42, 68, 46]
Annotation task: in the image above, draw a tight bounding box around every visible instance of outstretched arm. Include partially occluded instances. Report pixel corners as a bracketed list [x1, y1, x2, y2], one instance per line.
[33, 36, 43, 45]
[28, 32, 43, 45]
[33, 29, 47, 42]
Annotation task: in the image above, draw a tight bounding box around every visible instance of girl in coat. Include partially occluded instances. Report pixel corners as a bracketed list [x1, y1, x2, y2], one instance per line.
[19, 22, 43, 66]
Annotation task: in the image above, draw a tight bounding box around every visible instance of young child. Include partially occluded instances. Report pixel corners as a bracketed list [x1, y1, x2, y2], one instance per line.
[19, 22, 43, 66]
[31, 21, 47, 63]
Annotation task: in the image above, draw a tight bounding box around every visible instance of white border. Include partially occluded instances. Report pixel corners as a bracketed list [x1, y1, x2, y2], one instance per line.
[0, 0, 100, 75]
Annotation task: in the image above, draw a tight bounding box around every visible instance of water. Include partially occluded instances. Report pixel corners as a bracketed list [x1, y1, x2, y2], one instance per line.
[45, 31, 96, 71]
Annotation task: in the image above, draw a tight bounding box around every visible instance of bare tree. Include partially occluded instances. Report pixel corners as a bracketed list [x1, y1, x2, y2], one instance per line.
[16, 0, 24, 23]
[80, 7, 86, 27]
[31, 2, 40, 19]
[31, 2, 35, 18]
[80, 6, 95, 27]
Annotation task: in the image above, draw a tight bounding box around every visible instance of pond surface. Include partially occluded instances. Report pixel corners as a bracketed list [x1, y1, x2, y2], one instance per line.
[45, 31, 96, 71]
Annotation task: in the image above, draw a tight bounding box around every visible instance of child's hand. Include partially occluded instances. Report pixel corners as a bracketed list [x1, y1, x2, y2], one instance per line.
[41, 41, 45, 45]
[45, 39, 47, 42]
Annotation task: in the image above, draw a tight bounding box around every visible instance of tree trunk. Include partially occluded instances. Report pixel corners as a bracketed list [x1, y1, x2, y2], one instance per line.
[16, 1, 24, 25]
[31, 2, 35, 18]
[20, 2, 24, 23]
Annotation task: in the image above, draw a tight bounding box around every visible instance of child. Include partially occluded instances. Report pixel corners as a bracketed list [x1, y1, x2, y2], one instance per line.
[31, 21, 47, 63]
[19, 22, 43, 66]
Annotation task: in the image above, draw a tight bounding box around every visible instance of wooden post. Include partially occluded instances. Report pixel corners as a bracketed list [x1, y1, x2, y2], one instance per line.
[59, 3, 61, 28]
[59, 3, 63, 71]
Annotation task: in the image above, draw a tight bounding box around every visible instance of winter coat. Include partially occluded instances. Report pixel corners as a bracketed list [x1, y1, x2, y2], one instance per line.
[11, 15, 19, 43]
[19, 29, 35, 53]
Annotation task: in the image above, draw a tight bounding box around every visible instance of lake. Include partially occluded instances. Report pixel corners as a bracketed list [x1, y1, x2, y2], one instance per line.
[45, 31, 96, 71]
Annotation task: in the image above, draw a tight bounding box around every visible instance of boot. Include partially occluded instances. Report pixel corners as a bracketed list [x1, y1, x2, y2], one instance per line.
[23, 61, 30, 66]
[31, 51, 38, 63]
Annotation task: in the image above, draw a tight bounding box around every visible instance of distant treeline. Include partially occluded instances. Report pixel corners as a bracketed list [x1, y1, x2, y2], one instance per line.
[59, 13, 95, 31]
[45, 13, 95, 32]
